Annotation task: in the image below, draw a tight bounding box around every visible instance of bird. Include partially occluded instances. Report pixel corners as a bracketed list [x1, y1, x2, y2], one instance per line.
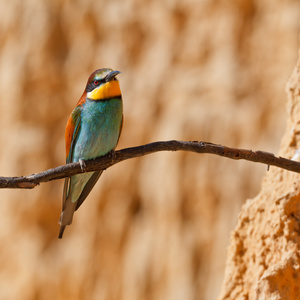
[58, 68, 123, 239]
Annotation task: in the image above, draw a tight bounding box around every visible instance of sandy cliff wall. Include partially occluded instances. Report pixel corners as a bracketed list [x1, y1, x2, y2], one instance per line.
[219, 48, 300, 299]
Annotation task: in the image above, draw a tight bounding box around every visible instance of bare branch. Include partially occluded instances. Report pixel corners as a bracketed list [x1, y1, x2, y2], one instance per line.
[1, 140, 299, 189]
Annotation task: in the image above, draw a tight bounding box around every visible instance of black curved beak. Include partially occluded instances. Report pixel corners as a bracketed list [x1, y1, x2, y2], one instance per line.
[105, 70, 121, 82]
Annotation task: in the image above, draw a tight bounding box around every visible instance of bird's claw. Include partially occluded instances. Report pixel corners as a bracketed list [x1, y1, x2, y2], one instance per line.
[79, 159, 87, 172]
[108, 150, 116, 160]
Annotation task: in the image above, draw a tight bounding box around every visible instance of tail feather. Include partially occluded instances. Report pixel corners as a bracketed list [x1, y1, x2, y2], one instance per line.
[58, 171, 103, 238]
[58, 200, 77, 239]
[58, 225, 66, 239]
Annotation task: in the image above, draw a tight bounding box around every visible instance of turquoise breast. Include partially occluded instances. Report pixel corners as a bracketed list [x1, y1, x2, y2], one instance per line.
[72, 97, 123, 163]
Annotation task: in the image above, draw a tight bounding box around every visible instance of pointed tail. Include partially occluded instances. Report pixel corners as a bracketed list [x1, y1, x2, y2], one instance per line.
[58, 225, 66, 239]
[58, 200, 77, 239]
[58, 172, 102, 238]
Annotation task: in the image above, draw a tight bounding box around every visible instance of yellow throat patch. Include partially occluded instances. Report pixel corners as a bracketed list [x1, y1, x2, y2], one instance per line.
[87, 80, 121, 100]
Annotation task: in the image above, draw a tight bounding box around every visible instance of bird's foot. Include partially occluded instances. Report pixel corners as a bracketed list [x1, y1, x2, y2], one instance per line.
[79, 159, 87, 172]
[108, 150, 116, 161]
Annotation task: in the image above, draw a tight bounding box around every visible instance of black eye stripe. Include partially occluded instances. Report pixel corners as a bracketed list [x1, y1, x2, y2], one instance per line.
[86, 78, 105, 92]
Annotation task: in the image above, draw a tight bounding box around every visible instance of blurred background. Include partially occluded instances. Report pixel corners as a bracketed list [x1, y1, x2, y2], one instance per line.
[0, 1, 299, 299]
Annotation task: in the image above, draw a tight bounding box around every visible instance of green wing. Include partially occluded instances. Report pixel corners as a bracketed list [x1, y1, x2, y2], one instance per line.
[75, 171, 103, 210]
[62, 106, 82, 210]
[63, 113, 123, 211]
[66, 106, 82, 164]
[75, 115, 123, 210]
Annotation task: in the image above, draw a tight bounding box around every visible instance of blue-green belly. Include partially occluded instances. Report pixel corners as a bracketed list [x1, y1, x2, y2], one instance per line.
[70, 98, 123, 202]
[73, 98, 123, 162]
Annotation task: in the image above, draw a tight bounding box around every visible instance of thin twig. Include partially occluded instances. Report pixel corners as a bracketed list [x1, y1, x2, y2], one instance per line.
[0, 140, 298, 189]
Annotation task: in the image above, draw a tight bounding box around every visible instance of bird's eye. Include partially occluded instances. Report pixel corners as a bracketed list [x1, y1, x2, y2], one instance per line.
[94, 80, 99, 85]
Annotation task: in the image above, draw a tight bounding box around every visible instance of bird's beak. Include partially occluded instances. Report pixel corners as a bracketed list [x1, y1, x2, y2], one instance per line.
[105, 70, 121, 82]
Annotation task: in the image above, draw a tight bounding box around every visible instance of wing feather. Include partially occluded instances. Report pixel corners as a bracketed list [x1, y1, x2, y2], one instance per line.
[75, 171, 103, 211]
[62, 106, 82, 209]
[65, 106, 82, 163]
[74, 115, 123, 211]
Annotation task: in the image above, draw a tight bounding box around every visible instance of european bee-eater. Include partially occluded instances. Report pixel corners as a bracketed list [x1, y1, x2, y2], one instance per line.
[59, 68, 123, 238]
